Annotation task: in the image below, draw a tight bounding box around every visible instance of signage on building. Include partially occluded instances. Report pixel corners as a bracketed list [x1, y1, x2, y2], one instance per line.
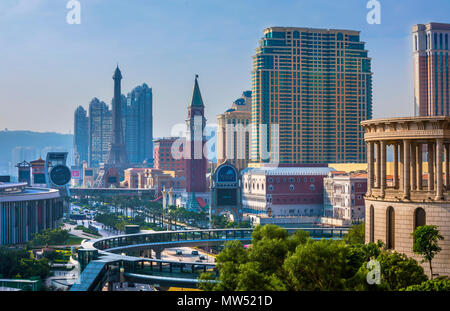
[71, 169, 81, 179]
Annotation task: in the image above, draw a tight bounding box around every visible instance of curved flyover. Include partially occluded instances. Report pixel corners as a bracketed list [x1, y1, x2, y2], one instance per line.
[71, 227, 348, 291]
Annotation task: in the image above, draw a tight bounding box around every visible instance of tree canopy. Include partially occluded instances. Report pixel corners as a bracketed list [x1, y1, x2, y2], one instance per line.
[199, 224, 431, 291]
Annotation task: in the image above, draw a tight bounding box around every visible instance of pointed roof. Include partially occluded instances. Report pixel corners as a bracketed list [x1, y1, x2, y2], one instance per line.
[189, 75, 204, 108]
[113, 65, 122, 80]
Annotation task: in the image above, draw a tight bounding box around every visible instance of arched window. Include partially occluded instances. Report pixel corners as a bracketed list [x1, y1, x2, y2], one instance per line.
[414, 207, 426, 229]
[370, 205, 374, 243]
[386, 206, 395, 249]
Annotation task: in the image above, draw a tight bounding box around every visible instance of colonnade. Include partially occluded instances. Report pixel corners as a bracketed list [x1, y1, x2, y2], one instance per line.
[367, 139, 450, 200]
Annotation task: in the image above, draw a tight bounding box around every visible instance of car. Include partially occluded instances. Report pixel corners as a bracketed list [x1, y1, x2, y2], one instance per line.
[175, 250, 183, 255]
[191, 250, 199, 256]
[199, 255, 206, 260]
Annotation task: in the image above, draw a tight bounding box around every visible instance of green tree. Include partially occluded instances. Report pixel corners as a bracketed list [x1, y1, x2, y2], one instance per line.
[283, 239, 350, 290]
[286, 229, 310, 252]
[251, 224, 288, 243]
[412, 225, 444, 279]
[343, 222, 365, 245]
[198, 240, 248, 291]
[235, 261, 286, 291]
[355, 250, 427, 291]
[29, 228, 70, 246]
[249, 236, 288, 277]
[402, 277, 450, 291]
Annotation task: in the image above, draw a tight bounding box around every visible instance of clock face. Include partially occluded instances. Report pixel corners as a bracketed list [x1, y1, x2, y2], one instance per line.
[49, 165, 71, 186]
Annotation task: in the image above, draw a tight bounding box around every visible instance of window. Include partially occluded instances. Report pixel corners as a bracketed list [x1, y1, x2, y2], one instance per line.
[414, 207, 426, 229]
[309, 184, 315, 191]
[269, 178, 273, 183]
[268, 185, 274, 191]
[310, 177, 315, 182]
[289, 184, 295, 191]
[386, 206, 395, 249]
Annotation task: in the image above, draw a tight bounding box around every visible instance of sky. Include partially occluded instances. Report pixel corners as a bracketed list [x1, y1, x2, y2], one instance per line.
[0, 0, 449, 137]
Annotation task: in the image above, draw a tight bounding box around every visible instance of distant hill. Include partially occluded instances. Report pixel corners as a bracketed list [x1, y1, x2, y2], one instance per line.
[0, 130, 73, 175]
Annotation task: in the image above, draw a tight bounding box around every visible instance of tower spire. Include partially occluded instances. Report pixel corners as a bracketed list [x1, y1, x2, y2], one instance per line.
[189, 74, 204, 107]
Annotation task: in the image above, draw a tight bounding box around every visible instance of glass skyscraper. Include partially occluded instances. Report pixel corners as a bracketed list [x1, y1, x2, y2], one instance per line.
[125, 83, 153, 165]
[251, 27, 373, 164]
[73, 106, 89, 166]
[88, 98, 112, 167]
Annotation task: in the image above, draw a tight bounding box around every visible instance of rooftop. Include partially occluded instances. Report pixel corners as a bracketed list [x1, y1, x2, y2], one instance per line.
[241, 166, 335, 176]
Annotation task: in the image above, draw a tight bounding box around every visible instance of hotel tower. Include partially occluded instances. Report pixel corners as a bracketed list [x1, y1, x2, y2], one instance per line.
[251, 27, 373, 164]
[413, 23, 450, 116]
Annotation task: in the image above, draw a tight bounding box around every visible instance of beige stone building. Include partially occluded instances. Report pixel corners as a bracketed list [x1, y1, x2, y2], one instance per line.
[362, 116, 450, 277]
[216, 91, 251, 171]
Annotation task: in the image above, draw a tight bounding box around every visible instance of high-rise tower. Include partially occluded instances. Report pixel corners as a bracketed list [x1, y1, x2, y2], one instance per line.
[413, 23, 450, 116]
[106, 66, 128, 166]
[251, 27, 372, 164]
[125, 83, 153, 165]
[185, 75, 207, 193]
[73, 106, 88, 166]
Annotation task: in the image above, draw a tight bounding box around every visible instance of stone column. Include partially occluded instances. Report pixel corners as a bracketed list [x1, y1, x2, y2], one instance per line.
[400, 142, 404, 191]
[403, 140, 410, 198]
[428, 142, 434, 191]
[411, 141, 417, 191]
[436, 138, 443, 200]
[376, 142, 381, 188]
[367, 142, 374, 196]
[393, 143, 399, 189]
[380, 141, 386, 197]
[445, 143, 450, 189]
[417, 143, 423, 190]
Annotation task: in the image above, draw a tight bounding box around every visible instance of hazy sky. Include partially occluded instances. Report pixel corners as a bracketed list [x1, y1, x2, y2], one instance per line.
[0, 0, 449, 137]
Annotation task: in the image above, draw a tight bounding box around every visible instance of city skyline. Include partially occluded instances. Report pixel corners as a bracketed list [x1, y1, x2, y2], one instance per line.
[0, 0, 449, 138]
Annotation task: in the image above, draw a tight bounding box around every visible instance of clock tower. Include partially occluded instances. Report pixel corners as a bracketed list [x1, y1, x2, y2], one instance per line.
[185, 75, 207, 193]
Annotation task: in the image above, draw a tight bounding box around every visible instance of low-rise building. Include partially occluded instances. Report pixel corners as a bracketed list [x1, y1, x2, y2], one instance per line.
[241, 164, 334, 220]
[122, 168, 185, 196]
[0, 182, 63, 245]
[153, 137, 185, 172]
[323, 171, 367, 220]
